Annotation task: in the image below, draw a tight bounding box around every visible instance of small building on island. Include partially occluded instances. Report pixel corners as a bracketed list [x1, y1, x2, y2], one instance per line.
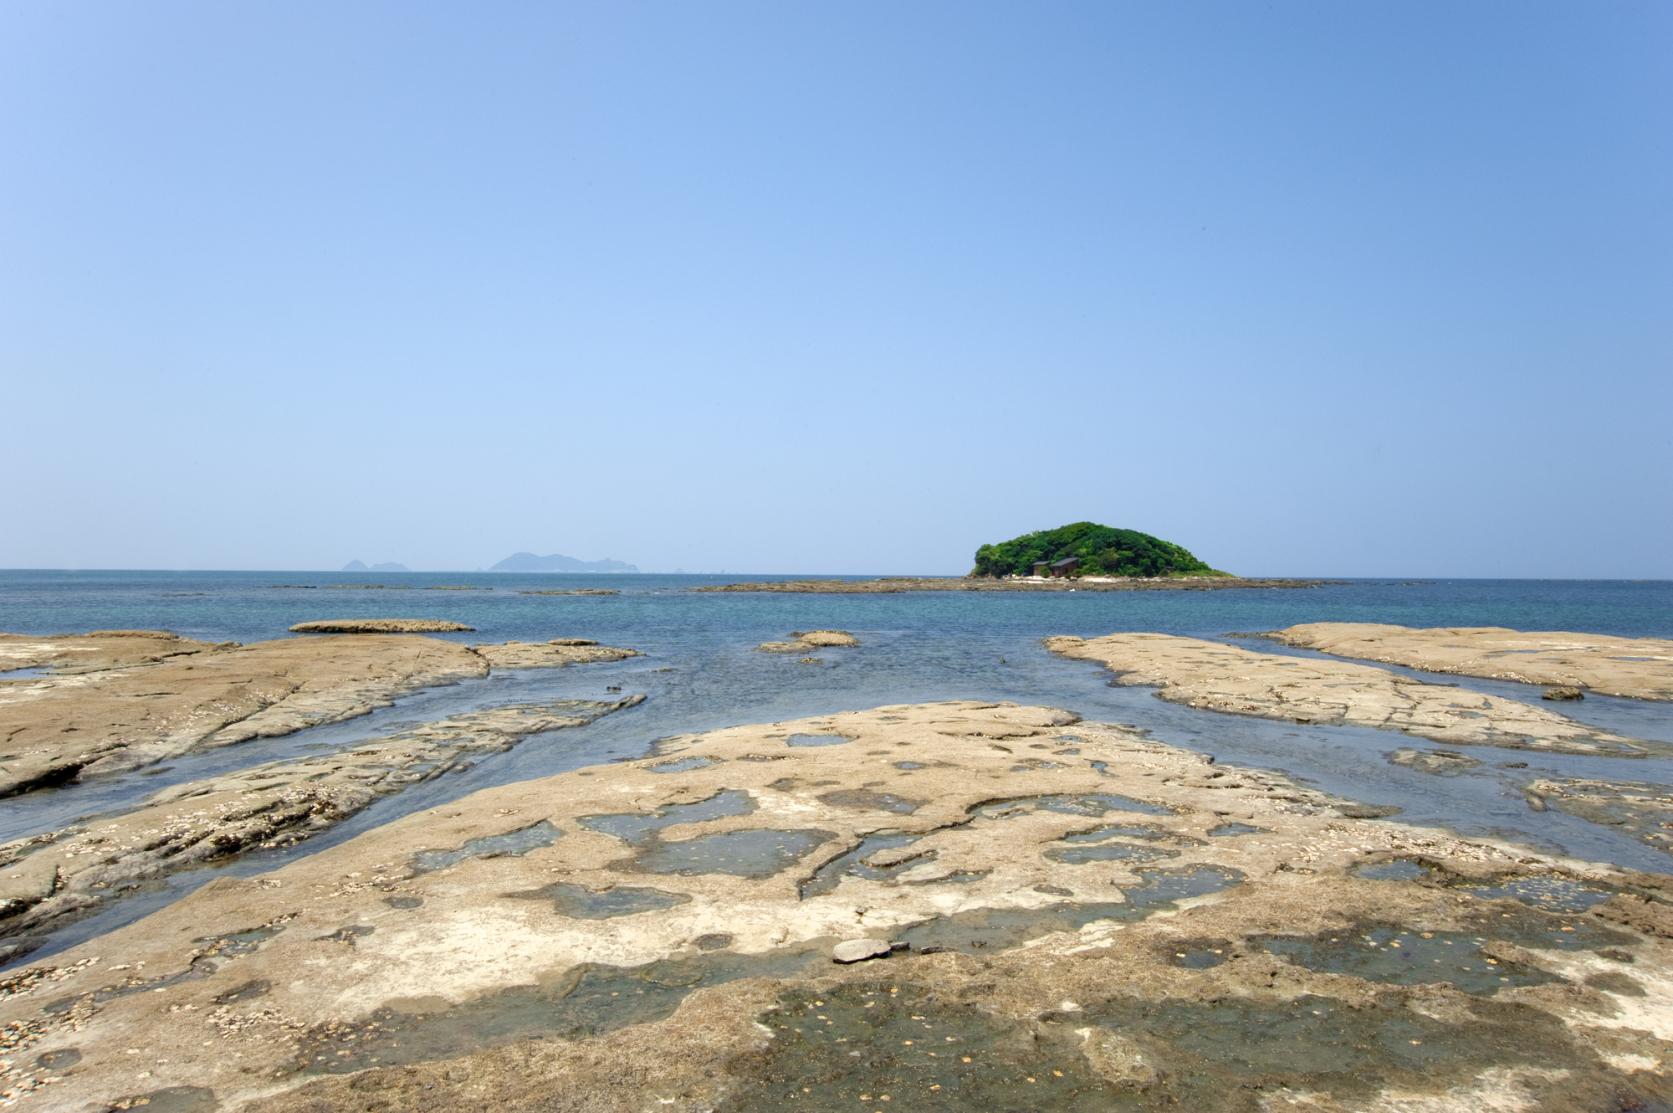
[1032, 561, 1050, 577]
[1048, 557, 1080, 578]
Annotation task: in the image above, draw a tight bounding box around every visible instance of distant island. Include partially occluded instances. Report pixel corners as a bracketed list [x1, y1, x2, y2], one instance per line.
[341, 560, 410, 573]
[971, 522, 1225, 579]
[490, 551, 639, 573]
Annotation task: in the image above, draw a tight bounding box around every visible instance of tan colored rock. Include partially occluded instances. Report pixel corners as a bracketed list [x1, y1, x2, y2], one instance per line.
[0, 632, 643, 800]
[289, 619, 475, 633]
[0, 696, 643, 955]
[1047, 632, 1648, 757]
[757, 629, 859, 653]
[0, 634, 492, 798]
[471, 640, 640, 669]
[831, 938, 891, 963]
[0, 630, 219, 675]
[1270, 623, 1673, 701]
[0, 701, 1665, 1111]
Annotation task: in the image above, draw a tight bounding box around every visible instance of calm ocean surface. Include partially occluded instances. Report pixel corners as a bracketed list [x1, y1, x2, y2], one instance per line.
[3, 570, 1671, 963]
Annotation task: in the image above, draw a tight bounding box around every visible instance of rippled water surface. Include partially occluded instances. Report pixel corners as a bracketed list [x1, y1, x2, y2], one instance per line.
[2, 571, 1671, 963]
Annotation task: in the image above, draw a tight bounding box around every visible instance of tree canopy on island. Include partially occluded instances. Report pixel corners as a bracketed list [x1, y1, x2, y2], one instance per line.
[970, 522, 1225, 579]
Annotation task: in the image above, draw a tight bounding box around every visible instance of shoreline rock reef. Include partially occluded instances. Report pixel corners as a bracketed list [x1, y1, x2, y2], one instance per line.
[0, 695, 644, 963]
[0, 631, 640, 800]
[697, 575, 1326, 594]
[0, 700, 1666, 1111]
[756, 630, 860, 654]
[1269, 623, 1673, 701]
[1045, 632, 1651, 757]
[288, 619, 475, 634]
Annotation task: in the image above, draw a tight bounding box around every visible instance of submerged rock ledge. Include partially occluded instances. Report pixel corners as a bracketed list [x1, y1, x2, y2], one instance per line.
[696, 576, 1327, 594]
[289, 619, 474, 633]
[1, 701, 1667, 1111]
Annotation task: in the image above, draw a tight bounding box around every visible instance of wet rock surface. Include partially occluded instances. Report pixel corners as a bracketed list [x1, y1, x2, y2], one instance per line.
[0, 697, 642, 956]
[1269, 622, 1673, 701]
[1047, 632, 1649, 756]
[0, 700, 1667, 1111]
[0, 631, 641, 802]
[1527, 777, 1673, 861]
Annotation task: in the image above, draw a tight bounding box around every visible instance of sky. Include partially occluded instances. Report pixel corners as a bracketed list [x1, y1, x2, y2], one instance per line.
[2, 2, 1668, 577]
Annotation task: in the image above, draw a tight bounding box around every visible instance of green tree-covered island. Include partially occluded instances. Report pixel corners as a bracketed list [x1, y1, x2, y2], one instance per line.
[971, 522, 1227, 579]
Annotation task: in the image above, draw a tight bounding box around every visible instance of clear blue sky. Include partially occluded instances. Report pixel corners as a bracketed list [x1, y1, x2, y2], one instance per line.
[4, 2, 1668, 576]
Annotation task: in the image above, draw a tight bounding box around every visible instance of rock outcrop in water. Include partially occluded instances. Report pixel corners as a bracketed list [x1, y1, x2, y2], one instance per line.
[756, 630, 859, 653]
[1269, 623, 1673, 701]
[0, 631, 639, 799]
[1046, 632, 1651, 757]
[0, 696, 644, 961]
[289, 619, 474, 633]
[0, 701, 1666, 1111]
[0, 630, 221, 675]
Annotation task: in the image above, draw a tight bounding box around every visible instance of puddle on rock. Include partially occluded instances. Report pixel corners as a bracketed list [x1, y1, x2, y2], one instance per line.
[104, 1086, 220, 1113]
[507, 881, 691, 919]
[1207, 823, 1265, 837]
[647, 756, 717, 774]
[894, 761, 926, 771]
[410, 821, 562, 874]
[1462, 876, 1620, 914]
[634, 828, 834, 879]
[1045, 842, 1177, 866]
[817, 788, 922, 815]
[899, 866, 1242, 954]
[720, 981, 1121, 1112]
[786, 733, 850, 747]
[33, 1048, 80, 1069]
[1061, 823, 1169, 844]
[293, 947, 827, 1076]
[1353, 859, 1438, 883]
[1166, 941, 1231, 969]
[800, 833, 931, 899]
[1251, 925, 1561, 994]
[580, 790, 757, 845]
[1067, 991, 1644, 1109]
[972, 792, 1173, 821]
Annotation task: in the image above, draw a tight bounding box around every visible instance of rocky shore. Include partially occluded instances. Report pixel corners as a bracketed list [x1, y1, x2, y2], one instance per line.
[0, 701, 1666, 1111]
[1269, 623, 1673, 701]
[0, 632, 639, 800]
[1045, 632, 1651, 757]
[288, 619, 475, 633]
[694, 576, 1328, 594]
[0, 696, 643, 962]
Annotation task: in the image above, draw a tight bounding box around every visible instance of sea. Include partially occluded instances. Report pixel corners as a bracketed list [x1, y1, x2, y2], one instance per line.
[2, 570, 1671, 965]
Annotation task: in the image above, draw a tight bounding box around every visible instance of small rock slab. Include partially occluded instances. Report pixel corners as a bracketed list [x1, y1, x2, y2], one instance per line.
[832, 938, 892, 964]
[290, 619, 474, 634]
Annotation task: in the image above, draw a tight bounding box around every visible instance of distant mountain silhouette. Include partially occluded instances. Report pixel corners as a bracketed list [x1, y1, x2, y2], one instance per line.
[341, 560, 410, 572]
[490, 551, 638, 573]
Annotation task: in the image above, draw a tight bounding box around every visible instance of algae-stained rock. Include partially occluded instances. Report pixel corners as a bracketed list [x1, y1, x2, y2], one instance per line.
[1390, 748, 1483, 776]
[1269, 623, 1673, 701]
[290, 619, 475, 633]
[3, 700, 1669, 1113]
[1544, 685, 1585, 701]
[1046, 632, 1648, 757]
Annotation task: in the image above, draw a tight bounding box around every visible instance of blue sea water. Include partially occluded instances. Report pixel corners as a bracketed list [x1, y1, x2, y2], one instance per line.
[1, 570, 1670, 963]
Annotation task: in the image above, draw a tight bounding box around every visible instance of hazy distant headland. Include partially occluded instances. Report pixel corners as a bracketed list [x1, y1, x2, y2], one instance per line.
[341, 559, 410, 573]
[489, 551, 639, 574]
